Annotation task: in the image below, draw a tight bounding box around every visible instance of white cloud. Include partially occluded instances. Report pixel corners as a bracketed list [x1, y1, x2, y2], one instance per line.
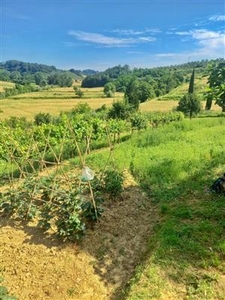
[68, 30, 156, 47]
[175, 29, 225, 50]
[153, 28, 225, 66]
[209, 15, 225, 22]
[112, 28, 161, 35]
[139, 37, 156, 42]
[112, 29, 144, 35]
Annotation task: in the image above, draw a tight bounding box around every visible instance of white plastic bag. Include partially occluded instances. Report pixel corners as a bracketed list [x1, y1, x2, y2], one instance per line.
[81, 166, 95, 182]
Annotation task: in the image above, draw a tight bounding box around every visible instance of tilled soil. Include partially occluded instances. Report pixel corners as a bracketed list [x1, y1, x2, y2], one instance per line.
[0, 170, 158, 300]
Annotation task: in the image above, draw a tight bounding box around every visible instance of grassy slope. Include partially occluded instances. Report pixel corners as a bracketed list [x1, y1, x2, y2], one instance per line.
[85, 117, 225, 300]
[156, 76, 208, 101]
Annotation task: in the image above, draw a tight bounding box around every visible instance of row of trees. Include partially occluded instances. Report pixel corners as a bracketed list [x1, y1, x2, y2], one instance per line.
[81, 66, 184, 97]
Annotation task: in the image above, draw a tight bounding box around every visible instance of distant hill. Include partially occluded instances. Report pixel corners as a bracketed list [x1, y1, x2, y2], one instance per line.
[0, 60, 85, 85]
[69, 68, 98, 76]
[0, 60, 57, 74]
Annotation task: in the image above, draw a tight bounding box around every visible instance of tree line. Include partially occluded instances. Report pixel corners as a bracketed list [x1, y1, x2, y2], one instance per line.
[0, 60, 83, 86]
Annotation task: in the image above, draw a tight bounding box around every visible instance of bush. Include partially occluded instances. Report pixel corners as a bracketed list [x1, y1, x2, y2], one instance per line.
[103, 169, 124, 197]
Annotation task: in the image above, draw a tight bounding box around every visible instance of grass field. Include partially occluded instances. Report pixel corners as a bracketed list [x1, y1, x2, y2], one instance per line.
[157, 76, 208, 101]
[85, 117, 225, 300]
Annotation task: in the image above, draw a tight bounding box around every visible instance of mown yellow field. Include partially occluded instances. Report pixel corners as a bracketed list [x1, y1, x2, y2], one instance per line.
[0, 80, 221, 121]
[0, 81, 15, 92]
[0, 97, 115, 120]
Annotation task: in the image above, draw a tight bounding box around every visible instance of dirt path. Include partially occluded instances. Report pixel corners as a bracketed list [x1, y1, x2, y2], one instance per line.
[0, 170, 158, 300]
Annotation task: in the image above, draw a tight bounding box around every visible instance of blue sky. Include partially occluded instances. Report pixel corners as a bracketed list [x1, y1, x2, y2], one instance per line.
[1, 0, 225, 71]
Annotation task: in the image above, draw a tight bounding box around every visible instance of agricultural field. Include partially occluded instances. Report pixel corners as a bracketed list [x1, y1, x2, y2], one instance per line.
[0, 112, 225, 300]
[0, 85, 123, 120]
[0, 80, 15, 92]
[0, 75, 224, 300]
[0, 78, 220, 121]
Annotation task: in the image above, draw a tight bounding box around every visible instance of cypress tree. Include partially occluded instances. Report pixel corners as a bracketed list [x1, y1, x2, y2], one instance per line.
[188, 68, 195, 94]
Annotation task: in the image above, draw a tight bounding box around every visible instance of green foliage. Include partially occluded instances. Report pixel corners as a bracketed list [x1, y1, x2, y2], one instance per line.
[34, 112, 52, 125]
[130, 112, 148, 132]
[102, 169, 124, 197]
[207, 62, 225, 112]
[81, 74, 110, 88]
[103, 82, 116, 97]
[108, 101, 132, 119]
[177, 67, 202, 118]
[125, 79, 153, 110]
[177, 93, 202, 118]
[0, 175, 86, 241]
[0, 279, 18, 300]
[73, 86, 84, 98]
[0, 83, 40, 99]
[188, 68, 195, 94]
[87, 117, 225, 300]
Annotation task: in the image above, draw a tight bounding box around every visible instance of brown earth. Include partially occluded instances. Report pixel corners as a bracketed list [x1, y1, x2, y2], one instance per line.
[0, 170, 158, 300]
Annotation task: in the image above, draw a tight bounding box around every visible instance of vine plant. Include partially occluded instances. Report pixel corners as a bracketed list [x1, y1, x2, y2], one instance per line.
[0, 116, 124, 241]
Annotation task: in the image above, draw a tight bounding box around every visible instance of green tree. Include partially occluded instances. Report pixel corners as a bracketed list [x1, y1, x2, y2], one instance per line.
[206, 62, 225, 112]
[103, 82, 116, 97]
[125, 79, 152, 110]
[188, 68, 195, 94]
[34, 113, 52, 125]
[177, 68, 202, 118]
[108, 101, 132, 119]
[73, 86, 84, 98]
[177, 94, 201, 118]
[34, 72, 48, 86]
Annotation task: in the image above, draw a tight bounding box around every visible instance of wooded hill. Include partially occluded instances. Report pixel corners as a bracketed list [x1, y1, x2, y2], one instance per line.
[81, 58, 224, 99]
[0, 60, 96, 86]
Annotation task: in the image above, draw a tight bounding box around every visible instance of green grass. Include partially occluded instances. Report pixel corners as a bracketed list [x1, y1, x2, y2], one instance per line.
[84, 117, 225, 299]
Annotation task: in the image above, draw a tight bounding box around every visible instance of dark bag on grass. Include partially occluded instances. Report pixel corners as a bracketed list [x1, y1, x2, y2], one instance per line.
[210, 174, 225, 194]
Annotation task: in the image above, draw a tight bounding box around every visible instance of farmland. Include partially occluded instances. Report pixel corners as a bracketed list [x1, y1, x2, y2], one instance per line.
[0, 72, 224, 300]
[0, 76, 220, 121]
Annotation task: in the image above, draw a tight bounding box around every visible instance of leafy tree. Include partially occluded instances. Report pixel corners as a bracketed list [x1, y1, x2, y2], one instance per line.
[108, 101, 132, 119]
[177, 69, 202, 118]
[73, 86, 84, 98]
[103, 82, 116, 97]
[34, 72, 48, 86]
[81, 74, 110, 88]
[205, 88, 214, 110]
[0, 70, 10, 81]
[34, 112, 52, 125]
[125, 79, 153, 110]
[206, 62, 225, 112]
[10, 71, 22, 83]
[177, 94, 201, 118]
[48, 72, 73, 87]
[71, 103, 92, 115]
[130, 112, 148, 132]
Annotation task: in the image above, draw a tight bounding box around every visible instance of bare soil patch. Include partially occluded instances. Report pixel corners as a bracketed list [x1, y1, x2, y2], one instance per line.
[0, 170, 158, 300]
